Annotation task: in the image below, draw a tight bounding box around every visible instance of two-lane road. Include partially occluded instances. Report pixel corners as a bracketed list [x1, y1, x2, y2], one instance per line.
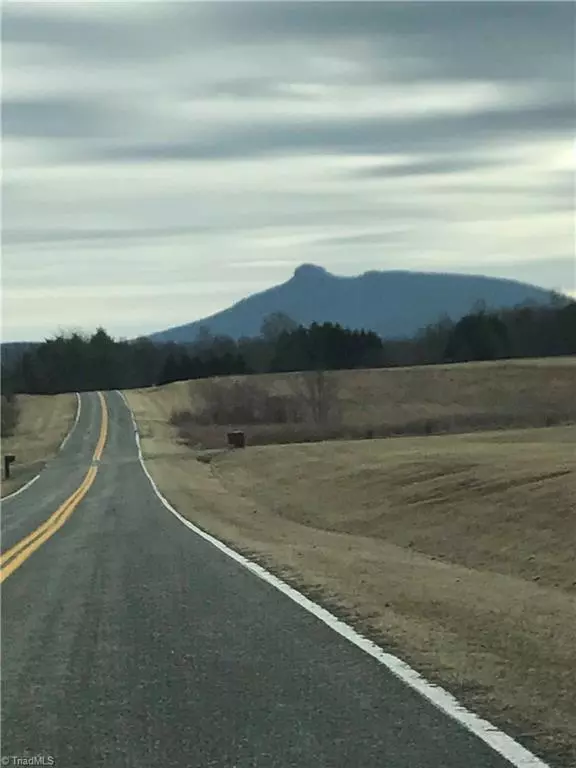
[1, 391, 543, 767]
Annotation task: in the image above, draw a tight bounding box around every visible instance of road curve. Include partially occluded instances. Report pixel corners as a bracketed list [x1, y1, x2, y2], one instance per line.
[1, 391, 533, 767]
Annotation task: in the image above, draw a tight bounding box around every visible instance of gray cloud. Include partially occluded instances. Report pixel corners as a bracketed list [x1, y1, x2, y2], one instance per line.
[202, 76, 306, 100]
[85, 101, 572, 165]
[4, 2, 573, 162]
[7, 2, 572, 71]
[312, 232, 405, 248]
[1, 3, 171, 63]
[2, 225, 218, 247]
[348, 156, 503, 179]
[182, 2, 575, 88]
[3, 96, 116, 139]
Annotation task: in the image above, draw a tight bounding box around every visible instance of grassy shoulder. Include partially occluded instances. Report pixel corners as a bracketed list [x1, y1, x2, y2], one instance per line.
[124, 360, 576, 766]
[1, 393, 77, 497]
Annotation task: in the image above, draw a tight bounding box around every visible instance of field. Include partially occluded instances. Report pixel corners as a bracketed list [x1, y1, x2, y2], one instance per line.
[124, 357, 576, 765]
[126, 356, 576, 449]
[1, 393, 77, 497]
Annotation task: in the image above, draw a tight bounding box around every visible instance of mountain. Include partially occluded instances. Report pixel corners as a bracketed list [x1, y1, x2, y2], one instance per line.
[149, 264, 558, 342]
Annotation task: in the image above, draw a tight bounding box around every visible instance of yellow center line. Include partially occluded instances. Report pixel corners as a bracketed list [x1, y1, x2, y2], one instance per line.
[0, 392, 108, 583]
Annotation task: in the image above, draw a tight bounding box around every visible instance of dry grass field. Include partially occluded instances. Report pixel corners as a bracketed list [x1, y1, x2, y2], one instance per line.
[124, 357, 576, 765]
[127, 356, 576, 449]
[1, 393, 77, 497]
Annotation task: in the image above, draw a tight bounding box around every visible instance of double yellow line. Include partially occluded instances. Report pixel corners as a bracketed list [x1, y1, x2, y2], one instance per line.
[0, 392, 108, 583]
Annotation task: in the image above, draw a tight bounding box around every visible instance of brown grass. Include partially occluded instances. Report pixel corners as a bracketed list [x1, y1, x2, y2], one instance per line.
[127, 357, 576, 451]
[1, 393, 77, 497]
[123, 357, 576, 766]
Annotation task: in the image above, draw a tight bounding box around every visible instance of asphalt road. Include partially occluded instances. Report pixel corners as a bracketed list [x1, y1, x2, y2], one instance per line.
[1, 391, 524, 767]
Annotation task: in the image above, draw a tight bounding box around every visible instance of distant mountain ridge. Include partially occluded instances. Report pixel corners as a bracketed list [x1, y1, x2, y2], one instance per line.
[149, 265, 557, 342]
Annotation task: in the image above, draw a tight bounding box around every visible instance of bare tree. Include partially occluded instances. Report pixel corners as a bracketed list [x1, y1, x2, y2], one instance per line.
[188, 379, 306, 426]
[297, 370, 341, 425]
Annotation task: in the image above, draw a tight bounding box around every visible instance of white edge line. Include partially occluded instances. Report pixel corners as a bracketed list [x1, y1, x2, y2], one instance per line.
[58, 391, 82, 451]
[116, 389, 550, 768]
[1, 473, 40, 503]
[2, 392, 81, 505]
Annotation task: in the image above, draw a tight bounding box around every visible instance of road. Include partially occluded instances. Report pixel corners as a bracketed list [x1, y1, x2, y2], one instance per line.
[0, 391, 534, 767]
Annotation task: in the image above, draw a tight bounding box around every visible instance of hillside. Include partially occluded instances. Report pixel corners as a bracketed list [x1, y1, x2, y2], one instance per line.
[124, 357, 576, 448]
[149, 265, 556, 342]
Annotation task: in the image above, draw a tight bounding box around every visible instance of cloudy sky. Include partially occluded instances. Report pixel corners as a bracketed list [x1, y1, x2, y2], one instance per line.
[2, 1, 575, 342]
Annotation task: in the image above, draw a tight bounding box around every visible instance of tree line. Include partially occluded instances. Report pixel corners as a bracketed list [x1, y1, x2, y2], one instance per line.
[2, 299, 575, 397]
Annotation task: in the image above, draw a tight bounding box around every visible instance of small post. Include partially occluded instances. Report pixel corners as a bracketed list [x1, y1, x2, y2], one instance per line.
[227, 431, 246, 449]
[4, 454, 15, 479]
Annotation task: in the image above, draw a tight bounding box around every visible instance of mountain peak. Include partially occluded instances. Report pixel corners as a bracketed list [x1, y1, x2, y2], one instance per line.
[293, 263, 330, 280]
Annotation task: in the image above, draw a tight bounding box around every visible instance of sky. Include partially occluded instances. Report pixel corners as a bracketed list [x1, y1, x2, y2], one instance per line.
[2, 1, 575, 342]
